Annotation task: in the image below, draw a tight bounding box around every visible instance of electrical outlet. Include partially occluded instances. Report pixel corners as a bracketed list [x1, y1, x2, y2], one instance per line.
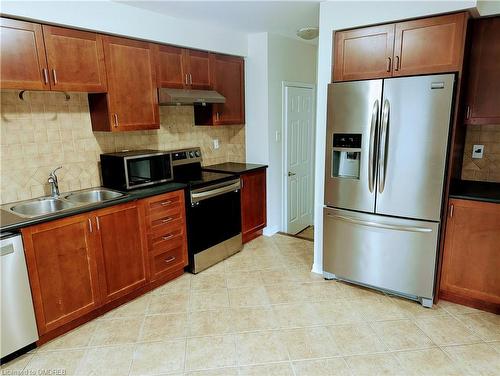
[472, 144, 484, 159]
[212, 139, 220, 150]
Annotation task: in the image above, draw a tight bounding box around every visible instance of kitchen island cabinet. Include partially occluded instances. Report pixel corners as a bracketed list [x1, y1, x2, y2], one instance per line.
[439, 198, 500, 313]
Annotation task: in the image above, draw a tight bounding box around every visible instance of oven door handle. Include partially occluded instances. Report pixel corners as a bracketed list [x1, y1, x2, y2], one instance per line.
[191, 180, 241, 204]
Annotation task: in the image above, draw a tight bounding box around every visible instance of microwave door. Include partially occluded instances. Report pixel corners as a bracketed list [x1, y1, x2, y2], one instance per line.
[324, 80, 382, 213]
[375, 74, 454, 221]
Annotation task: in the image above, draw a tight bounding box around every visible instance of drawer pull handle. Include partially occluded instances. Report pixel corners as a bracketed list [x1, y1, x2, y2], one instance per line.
[162, 217, 173, 223]
[161, 201, 172, 206]
[162, 234, 174, 241]
[165, 256, 176, 263]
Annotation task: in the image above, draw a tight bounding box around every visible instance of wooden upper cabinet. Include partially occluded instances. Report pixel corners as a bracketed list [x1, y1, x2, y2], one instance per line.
[464, 17, 500, 125]
[333, 24, 395, 82]
[393, 12, 467, 76]
[211, 53, 245, 125]
[440, 199, 500, 313]
[42, 25, 107, 92]
[94, 202, 147, 303]
[241, 169, 267, 243]
[156, 44, 185, 89]
[185, 50, 211, 89]
[90, 36, 159, 131]
[0, 18, 49, 90]
[21, 214, 101, 335]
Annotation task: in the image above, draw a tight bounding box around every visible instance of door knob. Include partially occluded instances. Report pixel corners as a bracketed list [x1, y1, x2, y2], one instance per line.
[288, 172, 296, 177]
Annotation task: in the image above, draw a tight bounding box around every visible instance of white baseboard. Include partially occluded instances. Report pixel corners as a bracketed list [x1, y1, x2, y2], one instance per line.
[263, 225, 279, 237]
[311, 263, 323, 275]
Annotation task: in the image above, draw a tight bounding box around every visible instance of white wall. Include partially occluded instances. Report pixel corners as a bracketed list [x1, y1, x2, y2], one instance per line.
[245, 33, 317, 236]
[312, 0, 477, 274]
[1, 0, 247, 56]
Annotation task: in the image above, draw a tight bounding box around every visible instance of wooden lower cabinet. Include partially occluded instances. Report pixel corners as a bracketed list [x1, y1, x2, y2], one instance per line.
[439, 199, 500, 313]
[241, 169, 267, 243]
[21, 191, 188, 341]
[21, 214, 101, 335]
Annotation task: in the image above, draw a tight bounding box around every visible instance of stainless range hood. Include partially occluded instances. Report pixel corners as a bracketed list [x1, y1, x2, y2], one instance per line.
[158, 88, 226, 106]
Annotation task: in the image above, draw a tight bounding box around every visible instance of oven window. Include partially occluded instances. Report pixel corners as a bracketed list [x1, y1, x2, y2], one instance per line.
[127, 155, 170, 187]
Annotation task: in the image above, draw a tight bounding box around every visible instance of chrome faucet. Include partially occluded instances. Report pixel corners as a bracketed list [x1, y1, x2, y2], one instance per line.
[48, 166, 62, 198]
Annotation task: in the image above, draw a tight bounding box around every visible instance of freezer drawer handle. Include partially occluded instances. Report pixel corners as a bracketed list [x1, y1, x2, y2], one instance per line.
[327, 214, 433, 233]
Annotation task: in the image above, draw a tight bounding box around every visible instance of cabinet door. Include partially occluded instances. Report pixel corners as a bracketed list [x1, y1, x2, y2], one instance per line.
[464, 17, 500, 125]
[185, 49, 211, 89]
[211, 54, 245, 125]
[0, 18, 49, 90]
[156, 45, 186, 89]
[21, 215, 101, 335]
[241, 169, 267, 243]
[394, 12, 467, 76]
[94, 202, 148, 303]
[102, 36, 159, 131]
[440, 199, 500, 309]
[333, 24, 395, 82]
[42, 25, 107, 92]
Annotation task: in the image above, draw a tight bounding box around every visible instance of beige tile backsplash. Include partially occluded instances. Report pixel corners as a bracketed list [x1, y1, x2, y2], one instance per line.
[0, 90, 245, 204]
[461, 124, 500, 183]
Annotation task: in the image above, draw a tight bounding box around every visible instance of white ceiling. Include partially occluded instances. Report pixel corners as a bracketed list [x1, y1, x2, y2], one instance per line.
[117, 1, 320, 42]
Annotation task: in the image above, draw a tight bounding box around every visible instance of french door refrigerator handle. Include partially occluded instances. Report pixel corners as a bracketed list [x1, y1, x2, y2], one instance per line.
[368, 99, 379, 193]
[326, 214, 433, 233]
[378, 99, 390, 193]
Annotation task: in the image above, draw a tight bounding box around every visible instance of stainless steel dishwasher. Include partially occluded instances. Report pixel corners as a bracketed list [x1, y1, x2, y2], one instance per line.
[1, 232, 38, 360]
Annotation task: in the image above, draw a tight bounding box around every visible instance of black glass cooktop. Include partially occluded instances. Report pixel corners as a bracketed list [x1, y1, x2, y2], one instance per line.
[173, 170, 237, 189]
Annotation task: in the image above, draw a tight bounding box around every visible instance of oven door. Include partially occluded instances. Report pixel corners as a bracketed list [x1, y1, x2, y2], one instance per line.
[125, 153, 172, 189]
[187, 179, 242, 272]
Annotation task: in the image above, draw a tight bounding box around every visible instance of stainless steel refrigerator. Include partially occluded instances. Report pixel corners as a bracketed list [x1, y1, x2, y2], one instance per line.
[323, 74, 455, 307]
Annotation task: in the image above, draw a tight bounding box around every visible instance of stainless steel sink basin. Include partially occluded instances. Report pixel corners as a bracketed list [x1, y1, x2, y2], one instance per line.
[10, 197, 75, 218]
[64, 188, 124, 204]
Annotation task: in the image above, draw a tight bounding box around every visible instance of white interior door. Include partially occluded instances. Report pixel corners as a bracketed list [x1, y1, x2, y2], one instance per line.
[285, 85, 315, 234]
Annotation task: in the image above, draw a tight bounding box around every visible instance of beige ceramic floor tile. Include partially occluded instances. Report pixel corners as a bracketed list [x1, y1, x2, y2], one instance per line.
[236, 331, 289, 366]
[457, 312, 500, 341]
[440, 300, 482, 315]
[396, 348, 468, 376]
[279, 326, 340, 360]
[265, 283, 305, 304]
[0, 352, 34, 373]
[416, 316, 481, 346]
[90, 317, 143, 346]
[335, 281, 381, 299]
[327, 323, 387, 356]
[389, 296, 449, 319]
[370, 319, 435, 351]
[25, 349, 86, 376]
[148, 290, 189, 314]
[191, 272, 227, 290]
[311, 300, 365, 326]
[190, 288, 230, 311]
[188, 309, 234, 337]
[299, 282, 342, 302]
[108, 293, 151, 318]
[230, 306, 279, 332]
[185, 335, 237, 371]
[140, 313, 188, 341]
[186, 368, 238, 376]
[345, 353, 404, 376]
[239, 362, 294, 376]
[76, 344, 135, 376]
[259, 269, 296, 285]
[443, 343, 500, 376]
[272, 303, 322, 328]
[38, 322, 96, 351]
[228, 286, 271, 307]
[489, 341, 500, 353]
[293, 357, 351, 376]
[151, 273, 191, 294]
[129, 339, 185, 375]
[353, 295, 407, 322]
[226, 270, 264, 288]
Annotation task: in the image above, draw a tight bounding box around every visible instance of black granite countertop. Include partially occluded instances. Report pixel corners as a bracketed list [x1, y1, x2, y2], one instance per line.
[449, 180, 500, 204]
[203, 162, 268, 175]
[0, 182, 187, 232]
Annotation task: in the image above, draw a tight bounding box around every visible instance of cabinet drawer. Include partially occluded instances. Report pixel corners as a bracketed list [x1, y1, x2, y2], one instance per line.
[144, 191, 184, 214]
[147, 210, 183, 232]
[150, 243, 186, 279]
[148, 227, 184, 253]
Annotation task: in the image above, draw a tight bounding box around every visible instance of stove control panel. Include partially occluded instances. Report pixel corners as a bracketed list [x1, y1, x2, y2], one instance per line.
[171, 147, 202, 165]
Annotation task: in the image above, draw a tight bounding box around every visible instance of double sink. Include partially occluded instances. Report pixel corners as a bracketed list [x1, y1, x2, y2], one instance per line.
[5, 188, 126, 218]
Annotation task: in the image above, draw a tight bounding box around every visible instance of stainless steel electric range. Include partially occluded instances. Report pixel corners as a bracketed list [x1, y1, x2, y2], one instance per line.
[170, 147, 242, 273]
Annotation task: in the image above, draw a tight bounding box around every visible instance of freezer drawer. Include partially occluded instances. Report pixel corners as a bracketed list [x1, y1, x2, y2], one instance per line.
[323, 207, 439, 301]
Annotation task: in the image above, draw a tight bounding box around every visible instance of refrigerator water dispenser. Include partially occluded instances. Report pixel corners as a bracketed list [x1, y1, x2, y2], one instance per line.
[331, 133, 361, 179]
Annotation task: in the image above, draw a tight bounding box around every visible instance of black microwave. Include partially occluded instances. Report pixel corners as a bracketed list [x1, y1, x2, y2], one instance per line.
[100, 150, 173, 190]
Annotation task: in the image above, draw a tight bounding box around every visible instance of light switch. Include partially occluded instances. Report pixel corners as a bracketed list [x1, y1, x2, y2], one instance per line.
[275, 131, 281, 142]
[212, 139, 220, 150]
[472, 144, 484, 159]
